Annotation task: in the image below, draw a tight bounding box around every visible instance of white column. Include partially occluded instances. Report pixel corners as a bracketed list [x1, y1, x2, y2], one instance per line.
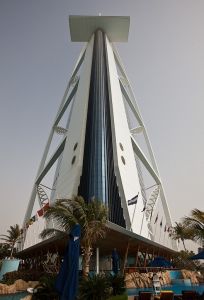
[96, 247, 99, 274]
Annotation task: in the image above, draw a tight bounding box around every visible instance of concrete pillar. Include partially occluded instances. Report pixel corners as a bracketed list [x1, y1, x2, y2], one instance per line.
[96, 247, 99, 274]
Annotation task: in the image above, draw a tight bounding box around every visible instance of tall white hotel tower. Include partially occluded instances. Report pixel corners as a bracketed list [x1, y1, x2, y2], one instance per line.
[22, 16, 177, 251]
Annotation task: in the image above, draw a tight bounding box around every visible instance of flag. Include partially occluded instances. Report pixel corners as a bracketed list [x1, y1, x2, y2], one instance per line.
[43, 202, 49, 213]
[168, 226, 173, 237]
[37, 208, 43, 217]
[37, 202, 50, 217]
[160, 219, 163, 227]
[154, 213, 158, 224]
[29, 219, 34, 225]
[167, 226, 172, 233]
[141, 205, 146, 212]
[128, 193, 139, 206]
[31, 215, 36, 222]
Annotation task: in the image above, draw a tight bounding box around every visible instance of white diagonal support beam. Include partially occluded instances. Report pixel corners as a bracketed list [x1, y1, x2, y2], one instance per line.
[114, 45, 160, 174]
[35, 138, 66, 185]
[120, 79, 159, 174]
[130, 135, 161, 185]
[131, 135, 173, 231]
[119, 79, 143, 126]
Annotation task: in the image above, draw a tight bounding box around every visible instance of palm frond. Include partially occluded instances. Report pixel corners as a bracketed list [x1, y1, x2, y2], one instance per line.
[43, 201, 78, 231]
[40, 228, 67, 239]
[182, 209, 204, 245]
[40, 196, 108, 262]
[0, 237, 12, 243]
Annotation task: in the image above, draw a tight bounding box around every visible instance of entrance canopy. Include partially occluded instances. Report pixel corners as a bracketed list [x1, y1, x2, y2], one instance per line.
[99, 222, 177, 256]
[17, 222, 176, 260]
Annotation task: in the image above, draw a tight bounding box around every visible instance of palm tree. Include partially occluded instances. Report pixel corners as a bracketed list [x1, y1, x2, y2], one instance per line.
[0, 243, 10, 259]
[171, 222, 192, 251]
[0, 224, 21, 258]
[183, 209, 204, 247]
[40, 196, 108, 277]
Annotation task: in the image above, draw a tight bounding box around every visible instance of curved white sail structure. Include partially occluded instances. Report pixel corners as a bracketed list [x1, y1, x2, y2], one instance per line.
[21, 16, 177, 251]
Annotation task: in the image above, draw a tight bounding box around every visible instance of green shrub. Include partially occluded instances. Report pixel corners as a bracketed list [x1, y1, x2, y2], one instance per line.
[1, 270, 56, 284]
[108, 274, 125, 296]
[37, 274, 57, 290]
[0, 243, 10, 259]
[78, 274, 111, 300]
[32, 274, 59, 300]
[32, 288, 59, 300]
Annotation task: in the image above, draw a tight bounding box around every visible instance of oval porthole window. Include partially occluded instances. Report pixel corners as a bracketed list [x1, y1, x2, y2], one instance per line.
[73, 142, 78, 151]
[121, 156, 126, 165]
[119, 142, 124, 151]
[71, 156, 76, 165]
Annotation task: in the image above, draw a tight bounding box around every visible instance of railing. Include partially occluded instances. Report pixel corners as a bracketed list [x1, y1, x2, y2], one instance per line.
[125, 266, 176, 274]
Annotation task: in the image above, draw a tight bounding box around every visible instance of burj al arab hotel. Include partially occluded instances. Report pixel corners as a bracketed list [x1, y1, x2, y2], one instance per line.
[19, 16, 177, 263]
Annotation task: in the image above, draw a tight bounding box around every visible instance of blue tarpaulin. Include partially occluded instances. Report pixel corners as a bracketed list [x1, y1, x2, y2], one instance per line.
[148, 256, 172, 267]
[55, 224, 81, 300]
[112, 248, 119, 275]
[189, 250, 204, 260]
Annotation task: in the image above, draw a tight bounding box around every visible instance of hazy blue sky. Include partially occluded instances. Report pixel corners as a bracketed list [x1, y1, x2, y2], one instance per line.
[0, 0, 204, 245]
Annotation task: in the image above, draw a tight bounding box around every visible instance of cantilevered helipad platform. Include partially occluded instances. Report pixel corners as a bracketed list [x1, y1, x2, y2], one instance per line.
[69, 15, 130, 42]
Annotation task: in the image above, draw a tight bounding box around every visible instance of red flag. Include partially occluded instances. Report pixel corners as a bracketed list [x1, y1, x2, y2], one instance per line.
[37, 202, 49, 217]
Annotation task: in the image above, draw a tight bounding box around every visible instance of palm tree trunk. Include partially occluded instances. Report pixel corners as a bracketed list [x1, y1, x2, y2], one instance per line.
[82, 246, 92, 277]
[10, 243, 14, 258]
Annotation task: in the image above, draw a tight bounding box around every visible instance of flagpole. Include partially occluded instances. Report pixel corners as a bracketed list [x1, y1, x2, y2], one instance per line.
[139, 205, 146, 235]
[153, 212, 159, 241]
[131, 201, 137, 231]
[159, 226, 162, 243]
[154, 219, 158, 240]
[162, 228, 166, 244]
[159, 218, 163, 243]
[128, 193, 139, 231]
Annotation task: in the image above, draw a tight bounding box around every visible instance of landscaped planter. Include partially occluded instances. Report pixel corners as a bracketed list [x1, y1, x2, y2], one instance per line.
[0, 279, 39, 295]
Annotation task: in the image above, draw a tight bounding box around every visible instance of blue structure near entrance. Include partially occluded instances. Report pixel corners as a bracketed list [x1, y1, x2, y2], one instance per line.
[169, 270, 182, 280]
[0, 259, 20, 280]
[169, 271, 191, 287]
[55, 224, 81, 300]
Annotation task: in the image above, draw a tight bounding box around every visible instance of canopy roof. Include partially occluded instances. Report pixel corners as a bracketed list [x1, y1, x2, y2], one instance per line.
[69, 15, 130, 42]
[17, 222, 176, 258]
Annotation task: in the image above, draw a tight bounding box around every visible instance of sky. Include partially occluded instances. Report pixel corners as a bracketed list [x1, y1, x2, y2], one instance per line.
[0, 0, 204, 250]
